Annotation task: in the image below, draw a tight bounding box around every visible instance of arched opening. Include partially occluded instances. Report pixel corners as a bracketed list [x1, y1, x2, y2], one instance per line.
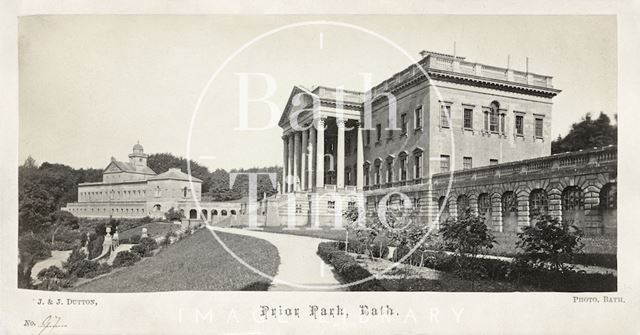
[599, 183, 617, 234]
[221, 210, 228, 216]
[201, 209, 208, 221]
[502, 191, 518, 232]
[153, 204, 162, 211]
[529, 189, 549, 224]
[438, 196, 450, 223]
[212, 209, 218, 216]
[457, 194, 470, 217]
[478, 193, 492, 226]
[561, 186, 585, 227]
[189, 209, 198, 219]
[230, 209, 237, 215]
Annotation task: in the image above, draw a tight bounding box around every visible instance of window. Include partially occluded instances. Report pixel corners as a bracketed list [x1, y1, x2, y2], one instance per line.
[515, 115, 524, 135]
[414, 106, 423, 129]
[366, 130, 371, 146]
[600, 183, 617, 209]
[374, 160, 381, 184]
[463, 108, 473, 129]
[364, 164, 370, 186]
[327, 201, 336, 209]
[386, 160, 393, 183]
[535, 118, 544, 138]
[414, 151, 422, 179]
[490, 159, 498, 166]
[413, 197, 421, 209]
[562, 186, 584, 210]
[478, 193, 492, 217]
[440, 104, 451, 127]
[440, 155, 450, 172]
[529, 189, 549, 217]
[500, 114, 505, 133]
[484, 110, 489, 130]
[376, 124, 382, 142]
[401, 113, 408, 135]
[457, 195, 470, 217]
[501, 191, 517, 213]
[463, 157, 472, 170]
[399, 154, 407, 181]
[347, 201, 356, 210]
[490, 109, 499, 132]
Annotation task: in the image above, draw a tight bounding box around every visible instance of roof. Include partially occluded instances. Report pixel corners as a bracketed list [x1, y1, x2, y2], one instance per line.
[105, 159, 157, 175]
[149, 168, 203, 183]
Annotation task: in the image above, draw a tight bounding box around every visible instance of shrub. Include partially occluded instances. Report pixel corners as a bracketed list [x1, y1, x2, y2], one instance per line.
[130, 237, 158, 257]
[36, 265, 69, 291]
[129, 234, 142, 244]
[18, 234, 51, 263]
[515, 215, 583, 273]
[140, 216, 153, 224]
[317, 242, 386, 291]
[161, 231, 176, 246]
[112, 250, 141, 267]
[87, 234, 104, 259]
[165, 207, 184, 222]
[85, 263, 112, 279]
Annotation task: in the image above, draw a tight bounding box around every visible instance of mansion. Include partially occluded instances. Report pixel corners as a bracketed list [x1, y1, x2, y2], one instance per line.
[275, 50, 617, 235]
[62, 143, 244, 221]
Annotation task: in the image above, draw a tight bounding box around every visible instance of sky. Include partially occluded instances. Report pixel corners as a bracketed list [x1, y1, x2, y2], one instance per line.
[18, 15, 616, 171]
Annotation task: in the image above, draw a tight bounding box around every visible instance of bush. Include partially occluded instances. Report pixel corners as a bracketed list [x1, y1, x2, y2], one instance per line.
[317, 242, 386, 291]
[87, 234, 104, 259]
[140, 216, 153, 224]
[130, 237, 158, 257]
[112, 251, 141, 267]
[129, 234, 142, 244]
[164, 208, 184, 222]
[85, 263, 112, 279]
[19, 234, 51, 263]
[516, 215, 583, 273]
[36, 265, 70, 291]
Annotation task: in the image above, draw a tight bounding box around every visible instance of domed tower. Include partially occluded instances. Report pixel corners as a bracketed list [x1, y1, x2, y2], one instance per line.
[128, 141, 148, 170]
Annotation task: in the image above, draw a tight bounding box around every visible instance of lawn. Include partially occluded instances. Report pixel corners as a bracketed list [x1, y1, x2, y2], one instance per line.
[118, 222, 181, 241]
[232, 224, 349, 241]
[70, 229, 280, 292]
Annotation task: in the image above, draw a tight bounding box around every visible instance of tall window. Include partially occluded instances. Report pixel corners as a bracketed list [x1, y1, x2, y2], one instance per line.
[535, 118, 544, 138]
[386, 160, 393, 183]
[401, 113, 408, 135]
[414, 106, 423, 129]
[529, 189, 549, 217]
[489, 102, 499, 132]
[414, 151, 422, 179]
[478, 193, 492, 218]
[562, 186, 584, 210]
[463, 157, 472, 170]
[374, 160, 381, 184]
[463, 108, 473, 129]
[366, 130, 371, 146]
[457, 195, 470, 217]
[515, 115, 524, 135]
[364, 164, 370, 186]
[484, 110, 489, 130]
[500, 114, 506, 133]
[600, 183, 617, 209]
[440, 155, 450, 172]
[399, 154, 407, 181]
[490, 159, 499, 166]
[440, 104, 451, 127]
[376, 124, 382, 142]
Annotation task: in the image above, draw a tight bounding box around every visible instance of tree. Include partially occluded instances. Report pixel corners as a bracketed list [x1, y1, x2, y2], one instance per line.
[147, 153, 213, 193]
[551, 112, 617, 154]
[165, 207, 184, 221]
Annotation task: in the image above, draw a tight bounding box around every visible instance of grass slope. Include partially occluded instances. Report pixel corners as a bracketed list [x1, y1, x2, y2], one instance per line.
[71, 229, 280, 292]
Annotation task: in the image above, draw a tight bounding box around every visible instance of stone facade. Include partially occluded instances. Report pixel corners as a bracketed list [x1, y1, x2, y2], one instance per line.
[62, 143, 244, 221]
[276, 50, 617, 235]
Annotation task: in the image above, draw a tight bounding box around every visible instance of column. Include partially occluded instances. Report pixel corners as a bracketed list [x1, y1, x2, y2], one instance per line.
[293, 132, 300, 192]
[288, 134, 294, 192]
[308, 127, 316, 191]
[282, 135, 288, 193]
[316, 118, 325, 188]
[301, 129, 308, 191]
[336, 118, 345, 189]
[356, 122, 364, 191]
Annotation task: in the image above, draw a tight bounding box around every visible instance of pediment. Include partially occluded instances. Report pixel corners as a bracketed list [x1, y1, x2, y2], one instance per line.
[104, 161, 123, 173]
[278, 85, 320, 129]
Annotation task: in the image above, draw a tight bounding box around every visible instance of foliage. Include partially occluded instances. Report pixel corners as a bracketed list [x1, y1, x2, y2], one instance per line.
[130, 237, 158, 257]
[36, 265, 71, 291]
[317, 242, 386, 291]
[164, 207, 184, 222]
[439, 210, 496, 287]
[87, 234, 104, 260]
[112, 251, 141, 267]
[551, 112, 617, 154]
[515, 215, 584, 273]
[147, 153, 214, 193]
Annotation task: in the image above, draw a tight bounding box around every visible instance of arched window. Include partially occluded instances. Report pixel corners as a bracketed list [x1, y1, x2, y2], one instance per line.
[478, 193, 492, 218]
[155, 185, 161, 197]
[398, 152, 408, 181]
[201, 209, 208, 220]
[374, 159, 382, 185]
[221, 210, 228, 216]
[529, 189, 549, 218]
[457, 195, 470, 217]
[183, 187, 188, 197]
[562, 186, 584, 211]
[230, 210, 237, 215]
[600, 183, 617, 209]
[489, 101, 500, 132]
[189, 209, 197, 219]
[153, 204, 162, 211]
[438, 196, 450, 222]
[212, 209, 218, 215]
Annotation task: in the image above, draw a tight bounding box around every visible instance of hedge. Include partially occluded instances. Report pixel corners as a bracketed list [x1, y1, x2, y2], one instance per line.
[112, 251, 141, 267]
[317, 242, 386, 291]
[130, 237, 158, 257]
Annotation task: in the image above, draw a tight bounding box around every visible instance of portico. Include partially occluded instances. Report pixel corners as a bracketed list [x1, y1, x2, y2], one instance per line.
[279, 86, 365, 194]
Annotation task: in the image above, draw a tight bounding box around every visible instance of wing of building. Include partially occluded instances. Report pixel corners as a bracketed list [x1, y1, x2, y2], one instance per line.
[276, 50, 617, 235]
[62, 142, 245, 222]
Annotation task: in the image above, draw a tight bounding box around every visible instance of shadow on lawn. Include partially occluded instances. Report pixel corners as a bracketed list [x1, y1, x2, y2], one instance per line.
[240, 281, 272, 291]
